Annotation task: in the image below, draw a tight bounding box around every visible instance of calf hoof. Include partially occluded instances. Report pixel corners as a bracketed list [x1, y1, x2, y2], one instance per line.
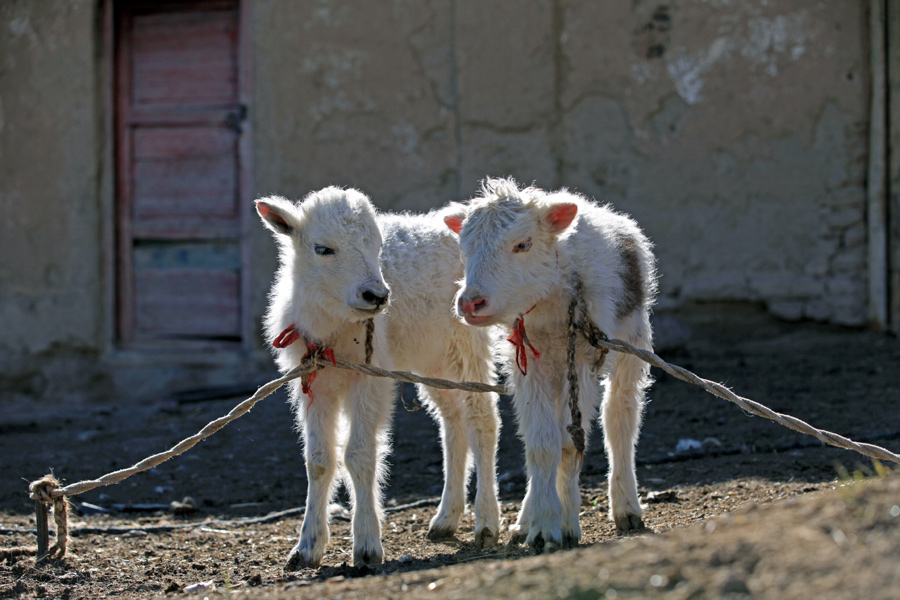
[353, 542, 384, 567]
[561, 531, 580, 549]
[507, 525, 528, 546]
[474, 527, 498, 549]
[426, 525, 456, 541]
[615, 513, 645, 533]
[353, 550, 383, 567]
[529, 533, 559, 555]
[284, 547, 321, 572]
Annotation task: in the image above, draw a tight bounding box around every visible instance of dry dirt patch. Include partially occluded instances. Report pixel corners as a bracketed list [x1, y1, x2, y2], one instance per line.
[2, 309, 900, 598]
[261, 474, 900, 600]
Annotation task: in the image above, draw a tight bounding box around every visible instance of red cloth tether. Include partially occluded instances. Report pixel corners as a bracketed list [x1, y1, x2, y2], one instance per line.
[272, 324, 337, 407]
[272, 324, 300, 348]
[507, 305, 540, 376]
[300, 342, 337, 406]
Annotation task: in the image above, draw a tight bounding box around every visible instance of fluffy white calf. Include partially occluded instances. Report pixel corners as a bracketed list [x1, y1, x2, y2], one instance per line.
[444, 177, 656, 552]
[257, 187, 500, 570]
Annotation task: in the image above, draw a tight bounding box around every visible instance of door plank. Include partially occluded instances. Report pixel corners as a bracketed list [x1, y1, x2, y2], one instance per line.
[133, 126, 235, 158]
[133, 153, 237, 218]
[134, 269, 240, 337]
[131, 10, 237, 106]
[116, 0, 245, 347]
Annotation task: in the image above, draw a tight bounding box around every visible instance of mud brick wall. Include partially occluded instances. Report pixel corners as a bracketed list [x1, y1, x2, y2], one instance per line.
[254, 0, 869, 326]
[0, 0, 871, 401]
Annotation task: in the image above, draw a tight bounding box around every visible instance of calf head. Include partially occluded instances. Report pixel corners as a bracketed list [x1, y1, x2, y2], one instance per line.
[257, 188, 390, 323]
[444, 178, 577, 327]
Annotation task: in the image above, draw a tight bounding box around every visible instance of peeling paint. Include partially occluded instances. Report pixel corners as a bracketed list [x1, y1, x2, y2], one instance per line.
[742, 14, 811, 76]
[630, 62, 653, 85]
[302, 0, 350, 30]
[301, 46, 369, 89]
[308, 90, 352, 121]
[666, 37, 732, 105]
[8, 16, 28, 35]
[390, 121, 426, 169]
[665, 11, 815, 103]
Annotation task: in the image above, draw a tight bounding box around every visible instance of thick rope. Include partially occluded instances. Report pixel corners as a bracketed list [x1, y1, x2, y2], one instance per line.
[28, 475, 68, 561]
[364, 318, 375, 365]
[25, 322, 900, 560]
[565, 274, 900, 466]
[565, 284, 586, 456]
[36, 359, 501, 504]
[41, 361, 318, 501]
[580, 334, 900, 466]
[331, 357, 504, 394]
[32, 335, 900, 502]
[564, 275, 613, 456]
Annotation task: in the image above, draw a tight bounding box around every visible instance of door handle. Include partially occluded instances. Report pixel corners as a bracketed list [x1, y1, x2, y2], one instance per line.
[223, 104, 247, 133]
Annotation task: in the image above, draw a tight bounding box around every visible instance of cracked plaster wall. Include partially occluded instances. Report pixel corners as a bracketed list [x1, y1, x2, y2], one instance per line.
[0, 0, 103, 356]
[555, 1, 868, 325]
[0, 0, 873, 401]
[255, 0, 869, 326]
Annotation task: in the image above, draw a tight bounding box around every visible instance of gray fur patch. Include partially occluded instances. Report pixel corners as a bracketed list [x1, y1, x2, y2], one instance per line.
[616, 233, 644, 318]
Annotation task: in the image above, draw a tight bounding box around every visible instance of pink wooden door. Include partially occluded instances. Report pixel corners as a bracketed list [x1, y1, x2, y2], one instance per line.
[115, 0, 247, 347]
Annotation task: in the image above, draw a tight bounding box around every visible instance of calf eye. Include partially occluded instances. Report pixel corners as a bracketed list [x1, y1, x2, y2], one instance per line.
[513, 239, 532, 253]
[314, 245, 335, 256]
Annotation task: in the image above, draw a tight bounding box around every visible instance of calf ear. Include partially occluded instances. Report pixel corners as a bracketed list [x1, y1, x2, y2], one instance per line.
[256, 198, 296, 236]
[543, 202, 578, 234]
[443, 214, 464, 235]
[441, 204, 467, 235]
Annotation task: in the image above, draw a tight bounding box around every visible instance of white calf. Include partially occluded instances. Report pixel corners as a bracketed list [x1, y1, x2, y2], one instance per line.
[444, 177, 656, 553]
[257, 188, 500, 570]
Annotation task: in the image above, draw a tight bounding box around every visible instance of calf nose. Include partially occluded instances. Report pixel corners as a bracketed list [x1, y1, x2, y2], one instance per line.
[458, 296, 488, 315]
[360, 287, 390, 308]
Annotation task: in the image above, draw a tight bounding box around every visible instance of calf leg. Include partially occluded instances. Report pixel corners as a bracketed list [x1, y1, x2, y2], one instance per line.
[463, 389, 501, 548]
[285, 389, 341, 570]
[514, 380, 564, 553]
[345, 377, 395, 566]
[508, 483, 533, 545]
[421, 385, 470, 541]
[557, 439, 582, 548]
[603, 342, 650, 532]
[509, 480, 531, 544]
[559, 369, 602, 548]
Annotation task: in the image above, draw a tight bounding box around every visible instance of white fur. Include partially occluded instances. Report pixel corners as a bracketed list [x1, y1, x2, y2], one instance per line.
[258, 187, 500, 570]
[446, 177, 657, 552]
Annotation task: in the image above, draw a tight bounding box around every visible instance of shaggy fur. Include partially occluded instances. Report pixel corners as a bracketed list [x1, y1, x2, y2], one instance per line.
[445, 177, 657, 552]
[258, 187, 500, 570]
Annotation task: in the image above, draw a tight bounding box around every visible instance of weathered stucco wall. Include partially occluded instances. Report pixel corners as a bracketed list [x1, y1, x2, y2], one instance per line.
[0, 0, 875, 402]
[0, 0, 102, 356]
[250, 0, 466, 326]
[253, 0, 870, 326]
[563, 1, 868, 325]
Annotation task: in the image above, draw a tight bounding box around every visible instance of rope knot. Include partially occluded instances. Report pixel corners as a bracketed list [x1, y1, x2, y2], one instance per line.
[28, 474, 69, 561]
[300, 342, 337, 408]
[507, 306, 540, 376]
[274, 321, 375, 407]
[28, 475, 60, 503]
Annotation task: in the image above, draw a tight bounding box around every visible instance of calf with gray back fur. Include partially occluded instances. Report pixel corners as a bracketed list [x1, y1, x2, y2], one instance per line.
[444, 177, 657, 552]
[257, 187, 500, 570]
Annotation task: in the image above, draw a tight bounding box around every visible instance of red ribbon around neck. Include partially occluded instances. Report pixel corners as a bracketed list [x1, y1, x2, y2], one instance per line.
[272, 324, 300, 348]
[300, 342, 336, 406]
[272, 324, 336, 407]
[507, 306, 540, 376]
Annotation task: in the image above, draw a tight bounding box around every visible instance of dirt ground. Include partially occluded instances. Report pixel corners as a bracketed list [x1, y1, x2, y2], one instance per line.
[2, 304, 900, 599]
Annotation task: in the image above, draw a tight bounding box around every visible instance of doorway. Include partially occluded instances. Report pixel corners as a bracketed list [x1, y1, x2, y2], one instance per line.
[114, 0, 250, 348]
